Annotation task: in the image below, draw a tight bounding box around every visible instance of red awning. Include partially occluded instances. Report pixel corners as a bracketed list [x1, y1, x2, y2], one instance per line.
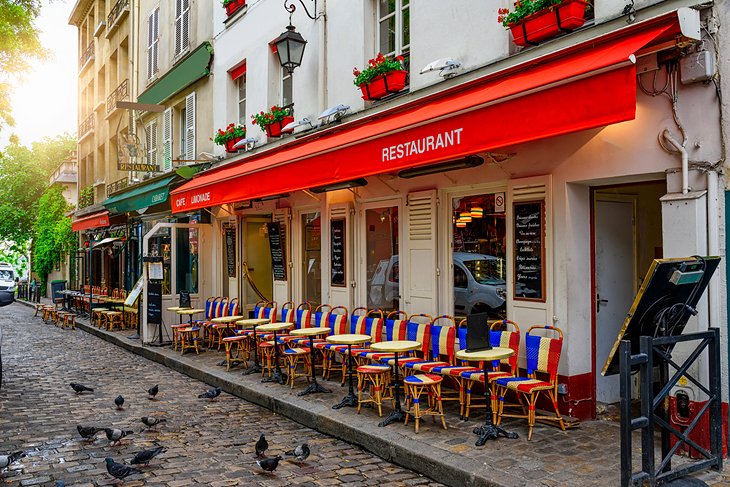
[72, 211, 110, 232]
[171, 15, 680, 213]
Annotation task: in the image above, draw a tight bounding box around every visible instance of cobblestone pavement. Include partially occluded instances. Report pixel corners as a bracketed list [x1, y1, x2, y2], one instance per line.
[0, 304, 442, 486]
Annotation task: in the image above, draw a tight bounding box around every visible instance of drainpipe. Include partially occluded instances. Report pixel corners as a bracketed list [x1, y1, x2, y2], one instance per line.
[662, 129, 689, 194]
[706, 168, 720, 329]
[317, 0, 328, 113]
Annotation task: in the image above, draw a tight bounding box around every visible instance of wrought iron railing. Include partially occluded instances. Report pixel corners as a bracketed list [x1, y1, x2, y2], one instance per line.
[106, 79, 129, 114]
[79, 114, 95, 137]
[107, 0, 129, 29]
[107, 177, 128, 197]
[79, 41, 94, 69]
[79, 186, 94, 209]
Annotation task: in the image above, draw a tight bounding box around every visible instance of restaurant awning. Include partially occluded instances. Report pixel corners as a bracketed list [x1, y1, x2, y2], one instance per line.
[104, 174, 179, 214]
[72, 211, 110, 232]
[171, 15, 681, 213]
[138, 42, 213, 105]
[91, 237, 123, 249]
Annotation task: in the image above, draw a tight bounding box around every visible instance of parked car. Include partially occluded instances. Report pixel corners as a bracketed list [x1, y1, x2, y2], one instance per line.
[0, 262, 16, 294]
[0, 289, 14, 390]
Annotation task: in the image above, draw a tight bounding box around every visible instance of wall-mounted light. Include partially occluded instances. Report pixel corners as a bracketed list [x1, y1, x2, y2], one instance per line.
[456, 221, 467, 228]
[397, 155, 484, 179]
[459, 212, 472, 223]
[470, 206, 483, 218]
[309, 178, 368, 194]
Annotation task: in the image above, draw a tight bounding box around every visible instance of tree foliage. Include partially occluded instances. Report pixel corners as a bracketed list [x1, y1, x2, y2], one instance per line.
[33, 184, 75, 287]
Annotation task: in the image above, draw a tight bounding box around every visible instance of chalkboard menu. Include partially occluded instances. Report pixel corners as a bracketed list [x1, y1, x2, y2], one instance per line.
[225, 226, 236, 278]
[267, 222, 287, 281]
[330, 219, 346, 287]
[514, 201, 545, 301]
[147, 280, 162, 325]
[179, 290, 191, 309]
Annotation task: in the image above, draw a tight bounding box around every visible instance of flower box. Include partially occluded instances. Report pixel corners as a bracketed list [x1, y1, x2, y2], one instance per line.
[264, 116, 295, 138]
[224, 136, 244, 153]
[508, 0, 588, 47]
[224, 0, 246, 16]
[360, 70, 408, 101]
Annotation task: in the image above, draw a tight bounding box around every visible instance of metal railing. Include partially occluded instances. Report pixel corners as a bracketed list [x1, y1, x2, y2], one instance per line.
[107, 0, 129, 29]
[79, 41, 94, 69]
[49, 161, 77, 185]
[107, 177, 128, 197]
[79, 114, 95, 137]
[106, 79, 129, 115]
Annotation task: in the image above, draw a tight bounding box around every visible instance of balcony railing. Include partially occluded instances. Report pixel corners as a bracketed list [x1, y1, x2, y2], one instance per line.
[79, 41, 94, 69]
[79, 114, 95, 137]
[78, 186, 94, 209]
[107, 0, 130, 33]
[106, 79, 129, 115]
[107, 177, 128, 197]
[49, 161, 78, 186]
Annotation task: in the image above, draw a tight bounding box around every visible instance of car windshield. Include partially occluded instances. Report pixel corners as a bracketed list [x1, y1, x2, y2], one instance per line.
[463, 258, 505, 285]
[0, 270, 13, 281]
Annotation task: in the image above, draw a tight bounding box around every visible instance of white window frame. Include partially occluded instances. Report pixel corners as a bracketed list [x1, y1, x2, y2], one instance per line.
[145, 119, 158, 168]
[281, 69, 292, 108]
[184, 92, 196, 161]
[377, 0, 410, 68]
[237, 75, 247, 126]
[174, 0, 190, 58]
[146, 7, 159, 80]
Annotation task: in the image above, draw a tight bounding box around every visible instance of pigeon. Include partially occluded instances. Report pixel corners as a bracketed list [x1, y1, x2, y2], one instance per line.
[77, 425, 102, 441]
[255, 434, 268, 458]
[140, 417, 166, 431]
[256, 455, 282, 474]
[285, 443, 310, 465]
[0, 451, 24, 469]
[147, 384, 159, 400]
[198, 387, 222, 400]
[114, 395, 125, 410]
[105, 457, 141, 482]
[69, 383, 93, 394]
[130, 446, 166, 466]
[105, 428, 134, 445]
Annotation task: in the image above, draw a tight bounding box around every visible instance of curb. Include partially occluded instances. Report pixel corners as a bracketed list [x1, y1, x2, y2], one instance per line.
[17, 300, 502, 487]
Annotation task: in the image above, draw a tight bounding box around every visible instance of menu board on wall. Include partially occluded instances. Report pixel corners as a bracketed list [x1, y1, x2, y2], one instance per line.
[147, 280, 162, 325]
[514, 201, 545, 301]
[225, 226, 236, 278]
[330, 219, 346, 287]
[267, 222, 287, 281]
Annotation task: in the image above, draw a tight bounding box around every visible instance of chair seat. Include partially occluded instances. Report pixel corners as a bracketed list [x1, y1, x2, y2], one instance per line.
[357, 351, 395, 361]
[403, 373, 443, 386]
[357, 364, 390, 374]
[222, 335, 247, 343]
[496, 377, 554, 393]
[409, 361, 450, 373]
[432, 365, 481, 377]
[381, 356, 423, 366]
[283, 347, 310, 355]
[461, 370, 512, 382]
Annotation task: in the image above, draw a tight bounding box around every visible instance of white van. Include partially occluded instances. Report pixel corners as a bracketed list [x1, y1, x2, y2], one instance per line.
[0, 263, 16, 293]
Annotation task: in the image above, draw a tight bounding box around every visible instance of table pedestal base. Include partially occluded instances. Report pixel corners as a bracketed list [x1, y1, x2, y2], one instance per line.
[299, 381, 331, 396]
[262, 370, 287, 385]
[473, 424, 519, 445]
[243, 363, 262, 375]
[378, 409, 406, 427]
[332, 393, 358, 409]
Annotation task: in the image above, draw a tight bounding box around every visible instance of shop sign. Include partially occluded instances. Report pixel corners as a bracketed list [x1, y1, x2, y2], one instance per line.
[267, 222, 287, 281]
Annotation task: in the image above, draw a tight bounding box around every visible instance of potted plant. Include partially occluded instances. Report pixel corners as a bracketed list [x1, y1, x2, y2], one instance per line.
[223, 0, 246, 16]
[498, 0, 589, 47]
[213, 123, 246, 153]
[251, 106, 294, 138]
[353, 53, 408, 101]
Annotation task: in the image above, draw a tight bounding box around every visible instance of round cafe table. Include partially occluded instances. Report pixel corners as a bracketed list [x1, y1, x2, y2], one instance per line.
[210, 315, 244, 350]
[176, 308, 206, 325]
[236, 318, 271, 375]
[456, 347, 519, 445]
[173, 309, 206, 354]
[327, 334, 372, 409]
[289, 327, 332, 396]
[370, 340, 421, 427]
[257, 322, 295, 385]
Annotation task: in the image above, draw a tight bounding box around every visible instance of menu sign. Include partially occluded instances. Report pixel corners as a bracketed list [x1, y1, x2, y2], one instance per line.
[147, 280, 162, 325]
[267, 222, 287, 281]
[225, 226, 236, 278]
[514, 201, 545, 301]
[331, 219, 346, 287]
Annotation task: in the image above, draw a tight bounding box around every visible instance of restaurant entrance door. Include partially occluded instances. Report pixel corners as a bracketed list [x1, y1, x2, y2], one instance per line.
[242, 217, 273, 316]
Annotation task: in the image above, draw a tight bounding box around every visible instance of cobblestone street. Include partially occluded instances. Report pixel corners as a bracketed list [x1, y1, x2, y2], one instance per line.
[0, 304, 441, 486]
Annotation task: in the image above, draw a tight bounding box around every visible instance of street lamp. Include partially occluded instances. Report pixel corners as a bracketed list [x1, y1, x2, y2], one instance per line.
[273, 24, 307, 76]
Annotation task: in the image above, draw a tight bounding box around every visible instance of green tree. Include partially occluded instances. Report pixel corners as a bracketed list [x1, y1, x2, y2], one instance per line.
[33, 185, 75, 288]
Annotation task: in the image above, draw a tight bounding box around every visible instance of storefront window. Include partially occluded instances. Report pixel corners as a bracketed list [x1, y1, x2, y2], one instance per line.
[452, 193, 506, 320]
[366, 206, 399, 312]
[302, 212, 321, 305]
[176, 227, 199, 294]
[147, 226, 171, 294]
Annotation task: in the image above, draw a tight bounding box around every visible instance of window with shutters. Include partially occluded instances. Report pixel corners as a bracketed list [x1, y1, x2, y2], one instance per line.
[378, 0, 410, 74]
[162, 108, 172, 172]
[282, 69, 292, 108]
[180, 92, 195, 161]
[174, 0, 190, 58]
[237, 74, 246, 126]
[146, 7, 159, 80]
[145, 120, 158, 168]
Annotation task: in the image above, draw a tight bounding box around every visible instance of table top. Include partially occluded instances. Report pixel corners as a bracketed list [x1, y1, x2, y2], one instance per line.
[167, 306, 191, 312]
[289, 327, 331, 337]
[455, 347, 514, 361]
[235, 318, 270, 327]
[326, 333, 371, 345]
[210, 315, 244, 324]
[176, 308, 206, 315]
[370, 340, 421, 352]
[256, 322, 295, 332]
[100, 297, 125, 303]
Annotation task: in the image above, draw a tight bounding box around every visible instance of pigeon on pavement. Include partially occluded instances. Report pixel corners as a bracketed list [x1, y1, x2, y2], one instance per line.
[130, 446, 166, 466]
[0, 451, 24, 469]
[105, 457, 141, 482]
[105, 428, 133, 445]
[256, 455, 282, 474]
[147, 384, 159, 400]
[114, 395, 125, 410]
[255, 434, 268, 458]
[77, 425, 102, 441]
[69, 383, 93, 394]
[285, 443, 310, 465]
[198, 387, 222, 400]
[140, 417, 166, 431]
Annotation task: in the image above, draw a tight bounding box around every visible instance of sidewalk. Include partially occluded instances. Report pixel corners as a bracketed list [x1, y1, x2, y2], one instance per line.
[19, 299, 728, 487]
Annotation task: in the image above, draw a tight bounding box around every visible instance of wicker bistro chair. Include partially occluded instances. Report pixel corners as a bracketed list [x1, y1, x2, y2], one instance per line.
[355, 310, 408, 364]
[312, 306, 349, 380]
[193, 296, 217, 343]
[281, 303, 314, 388]
[378, 315, 433, 372]
[211, 298, 241, 350]
[403, 373, 447, 433]
[335, 308, 384, 383]
[461, 319, 521, 422]
[496, 325, 565, 441]
[356, 364, 394, 417]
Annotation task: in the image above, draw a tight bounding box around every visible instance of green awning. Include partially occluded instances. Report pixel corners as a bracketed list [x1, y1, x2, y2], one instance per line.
[138, 41, 213, 105]
[103, 174, 178, 214]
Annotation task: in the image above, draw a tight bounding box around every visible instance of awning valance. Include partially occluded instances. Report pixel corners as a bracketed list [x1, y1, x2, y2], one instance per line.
[72, 211, 110, 232]
[171, 15, 680, 213]
[91, 237, 123, 249]
[103, 174, 178, 214]
[138, 42, 212, 105]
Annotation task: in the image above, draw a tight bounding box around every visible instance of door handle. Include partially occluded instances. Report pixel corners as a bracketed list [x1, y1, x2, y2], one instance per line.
[596, 294, 608, 313]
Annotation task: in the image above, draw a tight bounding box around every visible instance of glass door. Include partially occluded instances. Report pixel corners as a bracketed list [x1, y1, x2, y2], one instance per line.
[364, 204, 399, 312]
[301, 211, 322, 305]
[243, 218, 273, 312]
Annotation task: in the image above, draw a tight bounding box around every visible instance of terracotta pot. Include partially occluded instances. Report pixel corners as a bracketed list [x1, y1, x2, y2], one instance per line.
[359, 70, 408, 101]
[264, 116, 295, 138]
[509, 0, 588, 47]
